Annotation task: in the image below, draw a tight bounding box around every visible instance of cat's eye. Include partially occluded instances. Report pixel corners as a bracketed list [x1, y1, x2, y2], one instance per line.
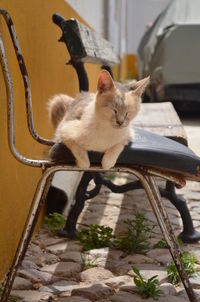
[114, 109, 117, 114]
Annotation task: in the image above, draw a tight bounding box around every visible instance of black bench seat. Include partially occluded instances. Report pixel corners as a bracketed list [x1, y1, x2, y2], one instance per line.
[50, 128, 200, 180]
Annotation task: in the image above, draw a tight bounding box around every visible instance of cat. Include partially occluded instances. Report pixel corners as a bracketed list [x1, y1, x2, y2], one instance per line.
[48, 70, 149, 169]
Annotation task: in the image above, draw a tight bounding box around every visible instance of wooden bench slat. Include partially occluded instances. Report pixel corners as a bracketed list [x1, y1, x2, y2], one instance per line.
[133, 102, 188, 145]
[61, 19, 119, 65]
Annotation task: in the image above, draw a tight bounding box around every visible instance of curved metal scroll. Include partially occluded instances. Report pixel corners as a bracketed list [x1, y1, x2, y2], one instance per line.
[0, 29, 49, 167]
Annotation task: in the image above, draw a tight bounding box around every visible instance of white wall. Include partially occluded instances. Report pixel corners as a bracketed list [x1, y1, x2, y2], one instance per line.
[108, 0, 127, 58]
[67, 0, 170, 54]
[127, 0, 170, 54]
[66, 0, 105, 36]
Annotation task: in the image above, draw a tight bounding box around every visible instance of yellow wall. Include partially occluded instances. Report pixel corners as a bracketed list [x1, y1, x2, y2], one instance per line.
[0, 0, 101, 281]
[120, 54, 138, 80]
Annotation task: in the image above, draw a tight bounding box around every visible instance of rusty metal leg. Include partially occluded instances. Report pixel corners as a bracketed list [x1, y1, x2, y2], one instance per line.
[160, 181, 200, 243]
[139, 174, 197, 302]
[0, 170, 54, 302]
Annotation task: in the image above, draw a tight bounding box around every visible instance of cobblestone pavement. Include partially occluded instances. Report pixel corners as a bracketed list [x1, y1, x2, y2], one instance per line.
[10, 120, 200, 302]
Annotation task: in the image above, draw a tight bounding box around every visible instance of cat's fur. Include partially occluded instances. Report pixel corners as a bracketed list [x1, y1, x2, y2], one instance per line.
[48, 70, 149, 169]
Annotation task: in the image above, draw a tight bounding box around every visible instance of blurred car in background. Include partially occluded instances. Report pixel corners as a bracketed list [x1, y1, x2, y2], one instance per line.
[137, 0, 200, 112]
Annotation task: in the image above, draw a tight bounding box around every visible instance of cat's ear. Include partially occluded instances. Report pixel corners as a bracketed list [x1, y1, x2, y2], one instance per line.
[97, 70, 115, 93]
[125, 79, 137, 90]
[133, 76, 150, 96]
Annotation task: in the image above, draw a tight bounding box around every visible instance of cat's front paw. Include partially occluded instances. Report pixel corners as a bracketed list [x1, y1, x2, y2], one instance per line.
[101, 157, 116, 170]
[76, 159, 90, 169]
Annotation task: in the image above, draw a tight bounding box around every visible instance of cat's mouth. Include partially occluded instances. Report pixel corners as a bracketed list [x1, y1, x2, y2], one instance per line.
[112, 123, 126, 129]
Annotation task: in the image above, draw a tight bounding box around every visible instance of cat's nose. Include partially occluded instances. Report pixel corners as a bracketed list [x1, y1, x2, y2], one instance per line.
[116, 120, 123, 126]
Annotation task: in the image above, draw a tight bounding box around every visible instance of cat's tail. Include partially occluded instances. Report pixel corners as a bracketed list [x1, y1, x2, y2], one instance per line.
[48, 94, 73, 128]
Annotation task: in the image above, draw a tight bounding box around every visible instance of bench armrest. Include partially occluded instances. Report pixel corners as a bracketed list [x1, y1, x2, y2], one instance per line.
[53, 14, 119, 66]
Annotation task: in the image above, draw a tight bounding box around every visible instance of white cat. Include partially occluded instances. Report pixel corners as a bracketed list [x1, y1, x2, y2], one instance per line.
[48, 70, 149, 169]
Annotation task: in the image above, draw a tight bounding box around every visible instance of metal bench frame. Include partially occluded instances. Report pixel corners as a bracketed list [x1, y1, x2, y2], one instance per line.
[0, 9, 198, 302]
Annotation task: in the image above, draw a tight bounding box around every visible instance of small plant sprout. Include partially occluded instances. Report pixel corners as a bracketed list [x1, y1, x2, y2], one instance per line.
[44, 212, 66, 234]
[153, 239, 168, 249]
[77, 224, 114, 251]
[105, 172, 117, 180]
[167, 252, 197, 285]
[132, 266, 164, 300]
[81, 252, 99, 270]
[114, 212, 155, 253]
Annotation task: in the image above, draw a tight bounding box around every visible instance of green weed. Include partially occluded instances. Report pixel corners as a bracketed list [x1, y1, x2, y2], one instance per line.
[77, 224, 114, 251]
[132, 265, 164, 300]
[43, 212, 66, 234]
[153, 239, 168, 249]
[167, 252, 197, 284]
[81, 253, 99, 270]
[114, 213, 155, 253]
[105, 172, 117, 180]
[153, 238, 183, 249]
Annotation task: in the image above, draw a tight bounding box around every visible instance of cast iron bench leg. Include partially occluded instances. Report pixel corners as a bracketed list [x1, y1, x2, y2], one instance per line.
[60, 173, 200, 243]
[58, 172, 102, 238]
[60, 172, 142, 237]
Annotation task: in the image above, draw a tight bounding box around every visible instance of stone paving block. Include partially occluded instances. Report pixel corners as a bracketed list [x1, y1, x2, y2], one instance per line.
[39, 236, 66, 247]
[146, 248, 171, 265]
[111, 291, 187, 302]
[105, 259, 131, 275]
[176, 288, 200, 300]
[71, 283, 115, 301]
[109, 291, 143, 302]
[17, 268, 58, 284]
[41, 261, 82, 278]
[21, 259, 39, 270]
[12, 276, 32, 290]
[123, 254, 155, 264]
[39, 280, 79, 293]
[87, 248, 122, 261]
[156, 297, 188, 302]
[11, 290, 53, 302]
[46, 241, 82, 254]
[80, 267, 114, 282]
[119, 282, 138, 293]
[26, 243, 43, 256]
[159, 282, 177, 296]
[59, 251, 82, 263]
[185, 192, 200, 200]
[120, 281, 176, 297]
[104, 275, 133, 289]
[189, 275, 200, 289]
[56, 297, 92, 302]
[24, 252, 60, 267]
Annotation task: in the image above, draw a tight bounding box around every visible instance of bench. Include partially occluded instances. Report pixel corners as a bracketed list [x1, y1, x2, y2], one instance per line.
[0, 10, 199, 302]
[133, 102, 187, 145]
[51, 15, 200, 244]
